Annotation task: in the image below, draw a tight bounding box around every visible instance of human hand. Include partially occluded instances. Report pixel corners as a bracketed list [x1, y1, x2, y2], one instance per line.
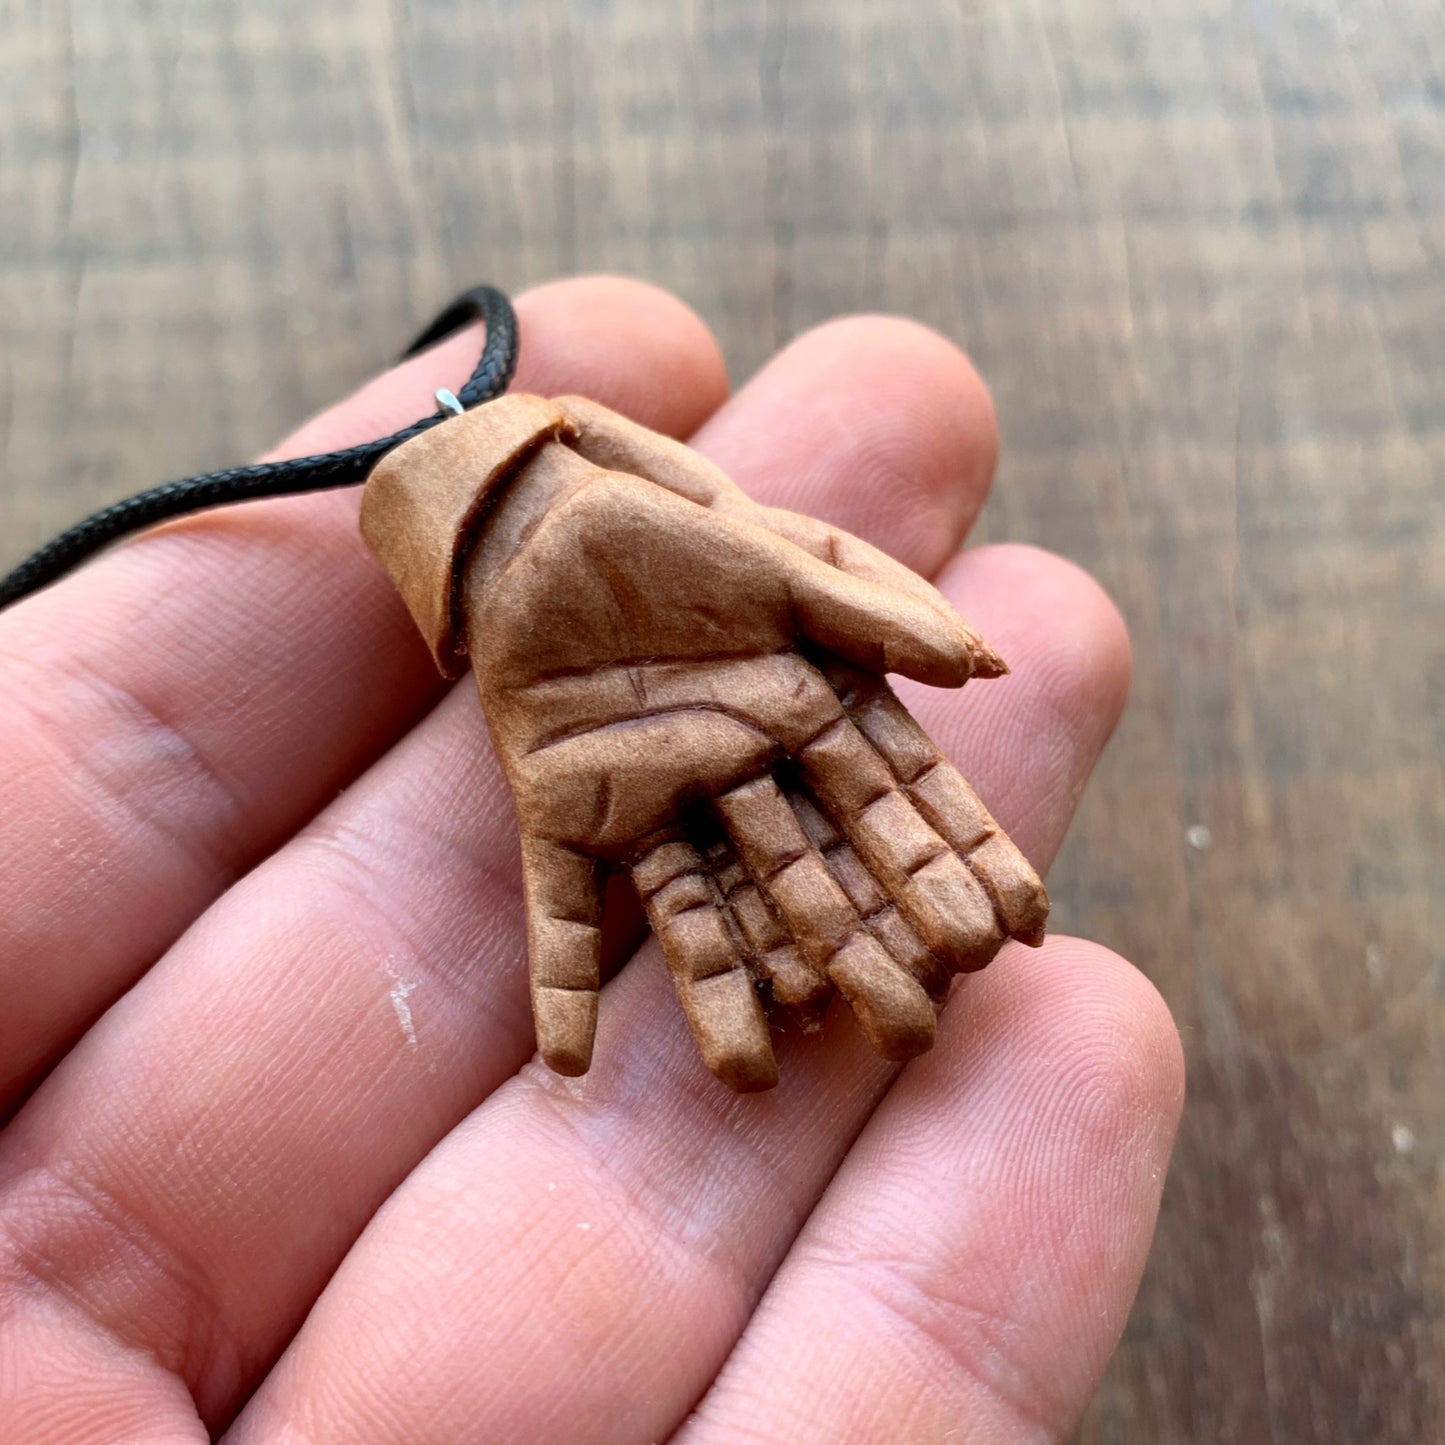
[0, 278, 1183, 1442]
[362, 393, 1048, 1089]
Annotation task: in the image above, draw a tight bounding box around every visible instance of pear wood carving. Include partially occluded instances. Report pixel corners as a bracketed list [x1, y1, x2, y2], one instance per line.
[361, 394, 1048, 1091]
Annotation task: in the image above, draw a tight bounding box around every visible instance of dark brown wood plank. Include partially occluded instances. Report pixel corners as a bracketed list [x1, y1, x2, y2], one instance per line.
[2, 1, 1441, 1439]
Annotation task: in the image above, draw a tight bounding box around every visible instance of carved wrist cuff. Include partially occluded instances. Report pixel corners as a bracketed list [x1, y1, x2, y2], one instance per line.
[360, 394, 578, 677]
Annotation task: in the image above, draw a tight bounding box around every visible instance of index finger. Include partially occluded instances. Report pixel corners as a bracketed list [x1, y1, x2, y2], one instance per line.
[0, 277, 729, 1109]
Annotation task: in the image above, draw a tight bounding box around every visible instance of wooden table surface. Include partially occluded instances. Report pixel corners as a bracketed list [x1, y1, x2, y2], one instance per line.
[3, 1, 1441, 1439]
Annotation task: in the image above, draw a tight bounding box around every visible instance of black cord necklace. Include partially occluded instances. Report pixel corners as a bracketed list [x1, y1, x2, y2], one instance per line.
[0, 284, 519, 610]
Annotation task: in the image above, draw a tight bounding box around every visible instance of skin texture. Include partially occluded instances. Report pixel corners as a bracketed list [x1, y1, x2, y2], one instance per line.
[0, 277, 1184, 1443]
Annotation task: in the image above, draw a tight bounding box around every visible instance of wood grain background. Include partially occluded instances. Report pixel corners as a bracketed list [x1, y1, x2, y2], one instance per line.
[2, 1, 1441, 1439]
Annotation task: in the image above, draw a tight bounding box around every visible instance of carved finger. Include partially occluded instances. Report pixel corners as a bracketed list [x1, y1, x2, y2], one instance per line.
[714, 776, 850, 967]
[907, 766, 1049, 945]
[797, 716, 1006, 973]
[631, 836, 778, 1092]
[521, 836, 604, 1077]
[787, 550, 1006, 687]
[714, 774, 935, 1060]
[831, 666, 1050, 945]
[789, 791, 951, 1003]
[827, 932, 936, 1061]
[699, 837, 832, 1026]
[866, 906, 952, 1004]
[755, 505, 960, 612]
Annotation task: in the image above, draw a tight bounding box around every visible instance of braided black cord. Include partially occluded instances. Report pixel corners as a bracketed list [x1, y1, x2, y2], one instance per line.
[0, 284, 519, 610]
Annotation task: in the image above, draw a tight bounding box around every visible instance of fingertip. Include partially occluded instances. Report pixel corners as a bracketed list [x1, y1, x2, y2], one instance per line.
[945, 934, 1185, 1198]
[696, 312, 999, 575]
[513, 276, 731, 437]
[1019, 936, 1184, 1136]
[962, 629, 1009, 680]
[758, 939, 1183, 1443]
[872, 593, 1005, 691]
[687, 975, 780, 1093]
[720, 1053, 782, 1094]
[534, 987, 598, 1078]
[930, 543, 1133, 789]
[702, 1023, 781, 1093]
[783, 314, 999, 504]
[962, 543, 1133, 730]
[827, 935, 938, 1062]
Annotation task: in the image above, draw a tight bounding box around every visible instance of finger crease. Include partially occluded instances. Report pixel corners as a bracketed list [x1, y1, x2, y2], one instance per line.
[1, 646, 252, 883]
[0, 1158, 242, 1409]
[905, 846, 953, 879]
[759, 849, 809, 883]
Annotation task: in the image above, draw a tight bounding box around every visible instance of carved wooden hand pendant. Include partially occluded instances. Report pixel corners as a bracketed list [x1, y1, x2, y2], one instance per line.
[361, 394, 1048, 1091]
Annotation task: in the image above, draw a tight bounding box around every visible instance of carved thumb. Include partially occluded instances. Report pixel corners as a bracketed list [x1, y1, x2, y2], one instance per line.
[786, 551, 1006, 687]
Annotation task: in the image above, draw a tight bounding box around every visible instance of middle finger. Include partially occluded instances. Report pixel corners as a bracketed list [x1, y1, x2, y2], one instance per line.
[0, 317, 999, 1428]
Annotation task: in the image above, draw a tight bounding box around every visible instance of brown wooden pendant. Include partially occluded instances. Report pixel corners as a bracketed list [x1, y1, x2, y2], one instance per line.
[361, 394, 1047, 1091]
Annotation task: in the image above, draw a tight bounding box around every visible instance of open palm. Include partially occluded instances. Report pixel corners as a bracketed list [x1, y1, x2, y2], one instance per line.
[0, 278, 1182, 1443]
[369, 393, 1050, 1090]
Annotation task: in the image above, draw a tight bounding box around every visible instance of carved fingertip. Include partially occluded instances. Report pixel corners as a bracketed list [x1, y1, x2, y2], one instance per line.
[543, 1047, 592, 1078]
[871, 1019, 936, 1063]
[535, 989, 597, 1077]
[1018, 929, 1048, 949]
[850, 994, 937, 1062]
[714, 1047, 781, 1093]
[1017, 888, 1051, 945]
[969, 635, 1009, 679]
[827, 936, 939, 1061]
[921, 630, 1005, 689]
